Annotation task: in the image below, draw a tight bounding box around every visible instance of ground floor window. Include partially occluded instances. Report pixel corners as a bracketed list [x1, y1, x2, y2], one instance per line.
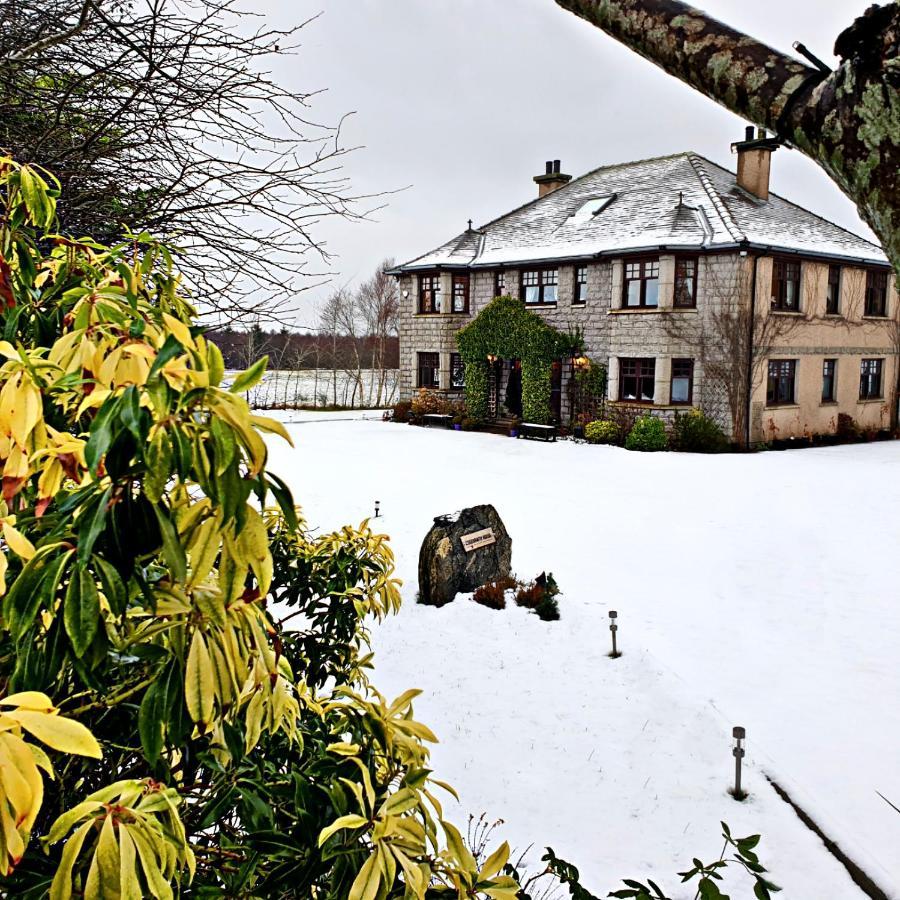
[416, 352, 439, 389]
[450, 352, 465, 389]
[670, 358, 694, 404]
[619, 357, 655, 402]
[859, 358, 883, 400]
[766, 359, 796, 406]
[822, 359, 836, 402]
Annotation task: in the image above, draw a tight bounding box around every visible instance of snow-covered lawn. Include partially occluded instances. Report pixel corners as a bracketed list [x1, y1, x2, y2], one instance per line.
[267, 414, 900, 899]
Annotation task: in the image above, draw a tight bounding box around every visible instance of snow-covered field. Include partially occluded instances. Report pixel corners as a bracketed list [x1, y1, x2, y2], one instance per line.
[225, 368, 398, 409]
[267, 413, 900, 899]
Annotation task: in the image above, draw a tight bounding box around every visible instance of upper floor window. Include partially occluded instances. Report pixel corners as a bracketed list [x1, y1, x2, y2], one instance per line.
[450, 352, 465, 389]
[451, 274, 470, 313]
[767, 359, 796, 406]
[822, 359, 837, 403]
[826, 265, 841, 315]
[416, 352, 439, 389]
[619, 357, 655, 402]
[521, 268, 558, 305]
[860, 358, 883, 400]
[670, 358, 694, 404]
[674, 257, 698, 308]
[574, 266, 588, 305]
[623, 259, 659, 308]
[418, 274, 441, 314]
[494, 270, 506, 298]
[865, 270, 888, 317]
[771, 259, 800, 311]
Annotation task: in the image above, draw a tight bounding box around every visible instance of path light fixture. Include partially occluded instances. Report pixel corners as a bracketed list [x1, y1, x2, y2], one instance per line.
[732, 726, 747, 799]
[573, 354, 590, 371]
[487, 354, 497, 363]
[608, 610, 620, 658]
[374, 500, 380, 519]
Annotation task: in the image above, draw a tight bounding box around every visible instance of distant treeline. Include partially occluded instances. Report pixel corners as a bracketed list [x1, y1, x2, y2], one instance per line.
[206, 329, 399, 370]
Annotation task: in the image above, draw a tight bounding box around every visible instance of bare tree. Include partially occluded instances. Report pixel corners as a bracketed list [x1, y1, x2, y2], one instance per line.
[553, 1, 900, 274]
[0, 0, 378, 323]
[357, 259, 400, 407]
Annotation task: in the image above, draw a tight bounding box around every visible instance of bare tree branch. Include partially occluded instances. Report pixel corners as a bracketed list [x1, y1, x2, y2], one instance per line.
[2, 0, 94, 62]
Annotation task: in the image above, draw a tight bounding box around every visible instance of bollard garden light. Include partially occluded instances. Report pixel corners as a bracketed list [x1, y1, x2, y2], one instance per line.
[732, 726, 746, 799]
[374, 500, 381, 518]
[608, 610, 620, 658]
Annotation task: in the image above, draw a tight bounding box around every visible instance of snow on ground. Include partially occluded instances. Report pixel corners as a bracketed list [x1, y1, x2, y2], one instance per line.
[266, 415, 900, 899]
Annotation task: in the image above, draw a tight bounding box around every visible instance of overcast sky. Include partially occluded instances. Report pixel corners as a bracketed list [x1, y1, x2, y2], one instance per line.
[259, 0, 875, 327]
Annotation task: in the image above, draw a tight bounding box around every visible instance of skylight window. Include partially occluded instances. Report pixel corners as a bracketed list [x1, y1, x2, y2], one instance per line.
[568, 194, 616, 224]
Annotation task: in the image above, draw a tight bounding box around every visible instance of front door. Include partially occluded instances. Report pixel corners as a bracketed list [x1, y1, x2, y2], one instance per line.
[504, 359, 523, 418]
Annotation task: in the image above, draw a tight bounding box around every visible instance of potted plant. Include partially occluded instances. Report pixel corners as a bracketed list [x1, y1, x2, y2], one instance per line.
[509, 416, 522, 438]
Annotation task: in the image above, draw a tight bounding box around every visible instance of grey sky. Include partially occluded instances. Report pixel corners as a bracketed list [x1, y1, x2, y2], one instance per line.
[261, 0, 876, 327]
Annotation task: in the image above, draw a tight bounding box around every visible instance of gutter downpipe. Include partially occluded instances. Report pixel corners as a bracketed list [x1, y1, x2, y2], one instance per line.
[744, 247, 760, 448]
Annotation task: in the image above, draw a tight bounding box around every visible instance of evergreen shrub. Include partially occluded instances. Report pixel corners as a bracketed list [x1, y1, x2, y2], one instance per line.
[584, 419, 620, 445]
[625, 415, 668, 451]
[672, 409, 728, 452]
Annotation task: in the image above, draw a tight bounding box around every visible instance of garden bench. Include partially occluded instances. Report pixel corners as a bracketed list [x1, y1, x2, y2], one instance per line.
[518, 422, 556, 442]
[422, 413, 453, 428]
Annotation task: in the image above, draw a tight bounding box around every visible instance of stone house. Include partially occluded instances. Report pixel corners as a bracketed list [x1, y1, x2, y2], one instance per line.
[389, 130, 898, 444]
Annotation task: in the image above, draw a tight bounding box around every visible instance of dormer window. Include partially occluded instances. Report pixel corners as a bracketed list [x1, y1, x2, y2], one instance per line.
[623, 259, 659, 308]
[418, 274, 441, 314]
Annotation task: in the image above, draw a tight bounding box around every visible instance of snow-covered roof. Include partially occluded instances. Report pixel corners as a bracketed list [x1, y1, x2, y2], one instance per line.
[393, 153, 889, 272]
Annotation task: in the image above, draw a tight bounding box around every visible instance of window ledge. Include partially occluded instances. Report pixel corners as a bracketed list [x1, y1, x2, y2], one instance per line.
[609, 307, 663, 315]
[770, 309, 804, 316]
[414, 312, 443, 318]
[765, 403, 800, 410]
[571, 302, 587, 308]
[820, 401, 839, 407]
[610, 400, 657, 407]
[858, 397, 885, 404]
[862, 315, 889, 321]
[824, 313, 842, 319]
[523, 302, 558, 309]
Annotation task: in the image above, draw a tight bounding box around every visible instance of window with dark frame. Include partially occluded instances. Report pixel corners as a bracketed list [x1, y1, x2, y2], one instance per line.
[771, 259, 801, 311]
[826, 265, 841, 315]
[521, 268, 558, 305]
[674, 257, 698, 308]
[766, 359, 797, 406]
[450, 352, 465, 389]
[619, 358, 656, 402]
[494, 270, 506, 298]
[623, 259, 660, 308]
[822, 359, 837, 403]
[451, 274, 470, 313]
[670, 358, 694, 404]
[574, 266, 588, 304]
[859, 358, 883, 400]
[418, 274, 441, 314]
[865, 270, 888, 317]
[416, 352, 439, 389]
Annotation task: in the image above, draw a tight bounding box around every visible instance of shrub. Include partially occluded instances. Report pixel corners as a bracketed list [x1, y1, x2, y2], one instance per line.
[392, 399, 412, 422]
[515, 572, 560, 621]
[672, 409, 728, 453]
[473, 577, 516, 610]
[0, 157, 517, 898]
[410, 389, 465, 423]
[585, 419, 620, 445]
[837, 412, 860, 441]
[461, 417, 482, 431]
[625, 415, 668, 451]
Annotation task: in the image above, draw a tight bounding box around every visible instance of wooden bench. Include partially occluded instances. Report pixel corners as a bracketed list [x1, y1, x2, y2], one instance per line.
[517, 422, 557, 442]
[422, 413, 453, 428]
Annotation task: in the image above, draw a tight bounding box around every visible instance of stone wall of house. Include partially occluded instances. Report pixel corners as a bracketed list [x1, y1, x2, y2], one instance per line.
[397, 254, 899, 443]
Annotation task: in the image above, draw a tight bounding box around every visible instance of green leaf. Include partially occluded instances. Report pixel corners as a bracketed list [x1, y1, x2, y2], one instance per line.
[85, 394, 122, 475]
[94, 555, 127, 616]
[138, 677, 166, 763]
[147, 334, 184, 380]
[78, 486, 112, 564]
[64, 565, 100, 658]
[229, 356, 267, 394]
[151, 503, 187, 583]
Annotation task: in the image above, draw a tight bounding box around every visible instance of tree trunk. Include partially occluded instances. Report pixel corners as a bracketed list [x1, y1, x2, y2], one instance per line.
[553, 1, 900, 274]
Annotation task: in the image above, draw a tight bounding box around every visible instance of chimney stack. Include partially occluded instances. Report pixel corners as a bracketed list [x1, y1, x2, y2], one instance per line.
[534, 159, 572, 198]
[731, 125, 780, 201]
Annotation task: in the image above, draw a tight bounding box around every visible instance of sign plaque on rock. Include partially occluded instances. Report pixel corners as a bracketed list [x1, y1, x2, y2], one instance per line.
[418, 504, 512, 606]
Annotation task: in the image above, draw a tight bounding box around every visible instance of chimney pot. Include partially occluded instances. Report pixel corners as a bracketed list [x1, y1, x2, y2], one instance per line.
[757, 127, 766, 140]
[545, 161, 553, 174]
[745, 125, 755, 141]
[534, 160, 573, 197]
[553, 159, 561, 174]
